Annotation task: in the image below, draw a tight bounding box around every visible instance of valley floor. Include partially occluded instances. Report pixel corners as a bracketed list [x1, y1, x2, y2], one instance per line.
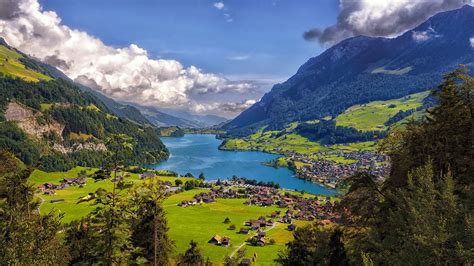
[30, 167, 316, 264]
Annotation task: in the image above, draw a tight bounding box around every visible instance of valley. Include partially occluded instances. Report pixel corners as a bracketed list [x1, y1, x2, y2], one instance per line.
[0, 3, 472, 265]
[30, 166, 325, 264]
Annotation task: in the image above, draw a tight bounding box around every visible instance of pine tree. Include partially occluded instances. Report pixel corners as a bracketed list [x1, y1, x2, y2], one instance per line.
[129, 177, 174, 265]
[178, 240, 205, 266]
[0, 150, 70, 264]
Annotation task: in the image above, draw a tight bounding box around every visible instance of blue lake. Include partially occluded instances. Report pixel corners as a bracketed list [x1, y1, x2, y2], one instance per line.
[150, 134, 336, 196]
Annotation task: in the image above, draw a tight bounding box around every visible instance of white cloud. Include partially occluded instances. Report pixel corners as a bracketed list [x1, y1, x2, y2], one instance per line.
[190, 99, 257, 117]
[470, 37, 474, 47]
[305, 0, 472, 45]
[412, 27, 440, 42]
[213, 2, 225, 10]
[212, 1, 233, 22]
[0, 0, 256, 115]
[228, 55, 249, 61]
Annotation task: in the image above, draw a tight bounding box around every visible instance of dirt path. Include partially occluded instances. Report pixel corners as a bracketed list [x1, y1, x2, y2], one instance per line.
[229, 222, 279, 258]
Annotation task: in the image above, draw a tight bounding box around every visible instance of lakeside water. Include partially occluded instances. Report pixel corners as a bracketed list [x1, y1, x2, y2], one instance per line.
[150, 134, 336, 196]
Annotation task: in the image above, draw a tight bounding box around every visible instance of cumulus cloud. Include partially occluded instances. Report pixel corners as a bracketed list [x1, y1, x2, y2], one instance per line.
[213, 2, 225, 10]
[0, 0, 255, 114]
[305, 0, 472, 45]
[470, 37, 474, 47]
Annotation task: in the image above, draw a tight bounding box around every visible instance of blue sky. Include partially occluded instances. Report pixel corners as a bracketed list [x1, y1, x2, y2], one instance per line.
[40, 0, 338, 87]
[3, 0, 467, 117]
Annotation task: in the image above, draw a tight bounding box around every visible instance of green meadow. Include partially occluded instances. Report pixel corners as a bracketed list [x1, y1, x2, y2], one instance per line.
[335, 91, 430, 131]
[0, 46, 53, 82]
[29, 167, 307, 264]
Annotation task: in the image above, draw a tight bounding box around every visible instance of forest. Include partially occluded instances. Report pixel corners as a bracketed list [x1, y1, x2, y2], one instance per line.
[0, 76, 168, 171]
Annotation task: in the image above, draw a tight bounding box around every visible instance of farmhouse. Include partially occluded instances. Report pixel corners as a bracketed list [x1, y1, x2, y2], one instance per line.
[239, 228, 249, 234]
[209, 235, 230, 246]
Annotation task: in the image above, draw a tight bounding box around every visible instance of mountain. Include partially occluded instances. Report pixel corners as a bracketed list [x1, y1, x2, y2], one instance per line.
[0, 39, 169, 171]
[130, 105, 228, 128]
[132, 105, 203, 128]
[153, 108, 228, 127]
[224, 5, 474, 136]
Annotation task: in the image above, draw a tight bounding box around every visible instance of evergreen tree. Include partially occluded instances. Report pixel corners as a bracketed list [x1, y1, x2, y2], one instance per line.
[0, 150, 70, 264]
[178, 240, 205, 266]
[129, 178, 174, 265]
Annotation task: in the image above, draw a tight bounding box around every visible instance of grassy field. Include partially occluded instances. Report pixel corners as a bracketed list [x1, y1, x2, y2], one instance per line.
[30, 167, 194, 223]
[221, 126, 376, 164]
[29, 167, 308, 264]
[164, 190, 302, 264]
[335, 91, 429, 131]
[0, 45, 53, 82]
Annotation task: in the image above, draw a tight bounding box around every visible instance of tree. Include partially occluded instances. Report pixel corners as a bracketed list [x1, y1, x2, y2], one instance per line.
[175, 179, 183, 186]
[370, 164, 463, 264]
[223, 248, 246, 266]
[199, 172, 205, 181]
[73, 134, 135, 265]
[129, 178, 174, 265]
[223, 217, 231, 224]
[178, 240, 204, 266]
[0, 150, 70, 265]
[276, 224, 334, 265]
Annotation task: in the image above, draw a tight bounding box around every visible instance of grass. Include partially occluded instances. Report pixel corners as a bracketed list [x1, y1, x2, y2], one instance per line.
[0, 46, 53, 82]
[221, 126, 376, 164]
[29, 167, 304, 264]
[335, 91, 430, 131]
[164, 190, 296, 264]
[29, 167, 194, 223]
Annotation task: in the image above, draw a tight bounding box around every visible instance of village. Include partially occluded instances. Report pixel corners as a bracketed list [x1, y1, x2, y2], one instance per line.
[178, 180, 340, 249]
[287, 150, 390, 188]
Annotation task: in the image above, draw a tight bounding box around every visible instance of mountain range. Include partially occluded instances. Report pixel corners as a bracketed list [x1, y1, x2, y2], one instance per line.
[224, 5, 474, 136]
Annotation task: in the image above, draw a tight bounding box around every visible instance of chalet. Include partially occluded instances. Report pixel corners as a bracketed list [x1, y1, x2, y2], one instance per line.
[257, 231, 266, 238]
[140, 172, 156, 180]
[239, 228, 249, 234]
[221, 237, 230, 246]
[251, 222, 260, 230]
[209, 235, 222, 245]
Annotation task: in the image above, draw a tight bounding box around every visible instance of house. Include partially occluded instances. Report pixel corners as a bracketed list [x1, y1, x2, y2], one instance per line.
[209, 235, 222, 245]
[140, 172, 156, 180]
[239, 228, 249, 234]
[257, 231, 266, 238]
[221, 237, 230, 246]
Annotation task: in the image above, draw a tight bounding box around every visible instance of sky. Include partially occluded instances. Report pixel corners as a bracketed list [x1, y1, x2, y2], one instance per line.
[0, 0, 471, 118]
[37, 0, 337, 117]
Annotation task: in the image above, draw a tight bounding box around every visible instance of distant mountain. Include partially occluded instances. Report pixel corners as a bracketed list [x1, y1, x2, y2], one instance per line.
[132, 105, 203, 128]
[155, 108, 228, 127]
[224, 5, 474, 136]
[130, 105, 227, 128]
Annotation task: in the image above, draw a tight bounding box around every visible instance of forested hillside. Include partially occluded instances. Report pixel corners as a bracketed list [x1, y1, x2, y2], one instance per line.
[225, 5, 474, 136]
[0, 42, 168, 171]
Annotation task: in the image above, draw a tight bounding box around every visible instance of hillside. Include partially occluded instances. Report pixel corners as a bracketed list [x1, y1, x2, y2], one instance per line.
[224, 5, 474, 135]
[0, 41, 169, 171]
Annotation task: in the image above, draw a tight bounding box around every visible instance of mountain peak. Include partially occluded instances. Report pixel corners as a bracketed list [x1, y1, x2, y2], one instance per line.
[225, 5, 474, 134]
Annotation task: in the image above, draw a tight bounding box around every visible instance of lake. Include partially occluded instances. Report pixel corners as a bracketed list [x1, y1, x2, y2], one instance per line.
[150, 134, 336, 196]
